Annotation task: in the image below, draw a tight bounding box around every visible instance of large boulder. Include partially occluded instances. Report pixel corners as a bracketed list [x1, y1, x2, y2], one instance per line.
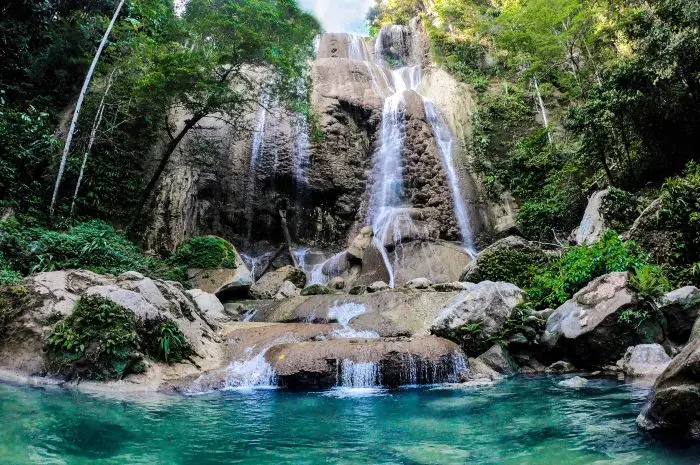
[460, 235, 546, 284]
[264, 336, 466, 389]
[188, 264, 254, 300]
[619, 344, 671, 380]
[542, 272, 663, 368]
[431, 281, 524, 348]
[249, 266, 306, 300]
[637, 338, 700, 440]
[660, 287, 700, 344]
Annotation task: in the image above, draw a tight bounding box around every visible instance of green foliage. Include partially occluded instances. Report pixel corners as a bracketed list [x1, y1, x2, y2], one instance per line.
[527, 231, 648, 309]
[439, 320, 492, 356]
[0, 103, 60, 216]
[471, 245, 548, 289]
[300, 284, 332, 296]
[46, 295, 191, 379]
[659, 162, 700, 269]
[628, 265, 670, 303]
[169, 236, 238, 269]
[0, 218, 182, 282]
[46, 296, 142, 380]
[139, 318, 192, 364]
[601, 188, 638, 232]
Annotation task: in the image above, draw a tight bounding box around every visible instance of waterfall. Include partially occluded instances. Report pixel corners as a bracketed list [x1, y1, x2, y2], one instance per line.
[424, 100, 476, 254]
[245, 92, 270, 242]
[224, 349, 278, 389]
[328, 302, 379, 339]
[338, 360, 382, 388]
[348, 34, 371, 61]
[292, 113, 311, 189]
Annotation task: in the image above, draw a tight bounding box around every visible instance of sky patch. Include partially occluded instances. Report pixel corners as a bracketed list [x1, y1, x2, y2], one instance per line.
[298, 0, 374, 35]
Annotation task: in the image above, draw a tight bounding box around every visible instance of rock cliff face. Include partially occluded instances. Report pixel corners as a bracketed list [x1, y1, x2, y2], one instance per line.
[143, 21, 516, 255]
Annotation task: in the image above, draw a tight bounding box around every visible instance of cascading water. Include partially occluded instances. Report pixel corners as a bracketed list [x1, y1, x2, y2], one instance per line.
[328, 302, 379, 339]
[245, 91, 270, 242]
[338, 360, 382, 388]
[424, 100, 476, 255]
[224, 348, 278, 389]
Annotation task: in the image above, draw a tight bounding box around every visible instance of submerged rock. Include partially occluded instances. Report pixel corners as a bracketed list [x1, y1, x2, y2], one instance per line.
[546, 361, 576, 373]
[637, 338, 700, 440]
[660, 286, 700, 344]
[542, 272, 662, 368]
[250, 266, 307, 300]
[619, 344, 671, 380]
[559, 376, 589, 388]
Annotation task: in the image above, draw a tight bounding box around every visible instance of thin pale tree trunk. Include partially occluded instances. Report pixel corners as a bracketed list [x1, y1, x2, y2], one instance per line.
[70, 71, 115, 216]
[50, 0, 126, 216]
[533, 77, 553, 144]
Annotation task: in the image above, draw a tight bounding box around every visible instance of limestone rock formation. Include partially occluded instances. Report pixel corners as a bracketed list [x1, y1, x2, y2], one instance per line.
[619, 344, 671, 380]
[347, 226, 374, 261]
[188, 264, 254, 299]
[251, 291, 460, 338]
[250, 266, 306, 299]
[264, 336, 466, 389]
[431, 281, 525, 340]
[637, 337, 700, 440]
[0, 270, 220, 378]
[660, 286, 700, 344]
[542, 272, 664, 368]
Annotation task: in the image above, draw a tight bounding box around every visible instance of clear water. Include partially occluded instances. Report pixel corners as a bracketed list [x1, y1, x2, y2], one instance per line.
[1, 376, 698, 465]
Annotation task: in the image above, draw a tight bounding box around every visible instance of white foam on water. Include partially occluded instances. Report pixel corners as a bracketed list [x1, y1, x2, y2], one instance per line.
[328, 302, 379, 339]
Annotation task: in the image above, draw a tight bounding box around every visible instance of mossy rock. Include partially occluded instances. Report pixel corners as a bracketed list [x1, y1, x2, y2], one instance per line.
[462, 236, 548, 288]
[170, 236, 239, 269]
[300, 284, 333, 296]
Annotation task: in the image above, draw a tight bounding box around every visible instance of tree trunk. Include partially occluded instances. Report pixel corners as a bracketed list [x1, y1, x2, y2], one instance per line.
[50, 0, 126, 216]
[279, 209, 299, 268]
[533, 77, 553, 144]
[71, 71, 115, 215]
[129, 114, 203, 230]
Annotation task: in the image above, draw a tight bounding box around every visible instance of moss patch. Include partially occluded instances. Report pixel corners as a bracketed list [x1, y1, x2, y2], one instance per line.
[300, 284, 333, 296]
[169, 236, 239, 269]
[0, 283, 38, 340]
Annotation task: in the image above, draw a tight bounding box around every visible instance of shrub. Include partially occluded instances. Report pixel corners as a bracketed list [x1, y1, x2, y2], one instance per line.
[46, 296, 142, 380]
[300, 284, 332, 296]
[0, 218, 183, 282]
[601, 187, 638, 231]
[526, 231, 649, 309]
[45, 296, 192, 380]
[628, 265, 670, 303]
[139, 318, 191, 364]
[169, 236, 238, 269]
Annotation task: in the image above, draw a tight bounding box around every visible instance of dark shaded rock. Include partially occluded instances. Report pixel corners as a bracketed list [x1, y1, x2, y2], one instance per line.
[660, 287, 700, 344]
[637, 338, 700, 440]
[476, 344, 518, 376]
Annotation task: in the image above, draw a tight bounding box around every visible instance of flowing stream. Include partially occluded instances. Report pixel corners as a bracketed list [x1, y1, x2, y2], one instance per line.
[2, 377, 697, 464]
